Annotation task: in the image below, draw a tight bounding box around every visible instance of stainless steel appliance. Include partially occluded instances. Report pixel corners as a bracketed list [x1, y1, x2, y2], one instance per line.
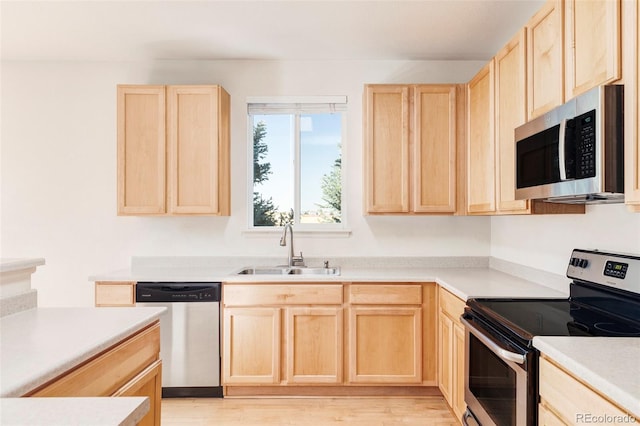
[462, 249, 640, 426]
[515, 85, 624, 204]
[136, 282, 222, 398]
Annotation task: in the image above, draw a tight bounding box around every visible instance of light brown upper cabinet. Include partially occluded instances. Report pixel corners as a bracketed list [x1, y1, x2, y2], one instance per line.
[527, 0, 564, 119]
[624, 0, 640, 211]
[565, 0, 621, 100]
[117, 85, 230, 216]
[495, 29, 530, 214]
[467, 61, 496, 214]
[364, 84, 460, 214]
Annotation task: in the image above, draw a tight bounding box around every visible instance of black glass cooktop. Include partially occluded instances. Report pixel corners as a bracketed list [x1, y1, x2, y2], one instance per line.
[466, 298, 640, 342]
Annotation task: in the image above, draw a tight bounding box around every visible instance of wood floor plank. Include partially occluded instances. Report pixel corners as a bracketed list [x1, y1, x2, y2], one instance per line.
[161, 397, 459, 425]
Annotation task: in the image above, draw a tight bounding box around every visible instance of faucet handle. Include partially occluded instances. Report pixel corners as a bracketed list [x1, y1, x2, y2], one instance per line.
[292, 251, 306, 267]
[324, 260, 329, 268]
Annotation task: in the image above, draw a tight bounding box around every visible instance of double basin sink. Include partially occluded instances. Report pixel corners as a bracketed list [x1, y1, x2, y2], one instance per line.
[237, 266, 340, 276]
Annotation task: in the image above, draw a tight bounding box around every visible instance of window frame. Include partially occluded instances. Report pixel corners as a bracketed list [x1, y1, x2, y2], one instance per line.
[246, 96, 348, 233]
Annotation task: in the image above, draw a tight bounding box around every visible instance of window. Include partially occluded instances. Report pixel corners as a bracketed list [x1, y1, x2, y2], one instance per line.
[248, 97, 346, 229]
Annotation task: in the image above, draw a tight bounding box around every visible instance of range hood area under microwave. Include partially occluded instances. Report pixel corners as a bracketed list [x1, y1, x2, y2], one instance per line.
[514, 85, 624, 204]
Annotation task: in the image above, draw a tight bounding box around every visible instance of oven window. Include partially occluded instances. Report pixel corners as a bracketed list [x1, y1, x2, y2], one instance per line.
[469, 334, 516, 426]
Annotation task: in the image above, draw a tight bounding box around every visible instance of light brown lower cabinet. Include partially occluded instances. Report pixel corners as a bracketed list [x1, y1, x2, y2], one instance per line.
[539, 355, 638, 425]
[95, 281, 135, 306]
[26, 322, 162, 426]
[221, 282, 437, 393]
[438, 287, 467, 422]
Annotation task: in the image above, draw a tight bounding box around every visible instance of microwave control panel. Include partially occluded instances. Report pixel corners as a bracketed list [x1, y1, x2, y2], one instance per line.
[574, 109, 596, 179]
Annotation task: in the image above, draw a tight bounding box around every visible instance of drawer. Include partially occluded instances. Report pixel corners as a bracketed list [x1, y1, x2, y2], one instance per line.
[95, 281, 135, 306]
[349, 284, 422, 305]
[539, 356, 632, 425]
[438, 287, 465, 320]
[29, 322, 160, 397]
[224, 284, 343, 306]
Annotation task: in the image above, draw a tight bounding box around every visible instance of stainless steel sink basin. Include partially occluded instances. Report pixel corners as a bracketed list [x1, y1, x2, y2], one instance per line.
[236, 266, 340, 276]
[287, 267, 340, 275]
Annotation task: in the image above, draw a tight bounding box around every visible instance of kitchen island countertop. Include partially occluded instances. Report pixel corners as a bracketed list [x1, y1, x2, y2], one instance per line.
[0, 307, 165, 397]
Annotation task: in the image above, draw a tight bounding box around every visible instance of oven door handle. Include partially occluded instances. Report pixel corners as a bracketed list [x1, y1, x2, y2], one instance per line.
[461, 317, 526, 365]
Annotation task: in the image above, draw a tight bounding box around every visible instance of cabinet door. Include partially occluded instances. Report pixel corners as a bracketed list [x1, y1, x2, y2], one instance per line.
[167, 85, 230, 215]
[527, 0, 564, 119]
[413, 85, 457, 213]
[223, 307, 280, 384]
[467, 61, 496, 214]
[113, 360, 162, 426]
[453, 323, 466, 421]
[364, 85, 410, 213]
[349, 307, 422, 383]
[625, 0, 640, 208]
[495, 30, 530, 214]
[285, 307, 343, 384]
[437, 311, 454, 406]
[117, 86, 166, 215]
[565, 0, 620, 99]
[539, 403, 568, 426]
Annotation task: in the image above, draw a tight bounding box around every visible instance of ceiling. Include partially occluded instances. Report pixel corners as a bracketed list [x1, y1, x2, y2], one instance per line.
[1, 0, 545, 62]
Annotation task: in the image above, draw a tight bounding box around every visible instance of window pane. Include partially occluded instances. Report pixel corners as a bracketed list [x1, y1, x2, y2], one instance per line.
[252, 114, 294, 226]
[300, 113, 342, 223]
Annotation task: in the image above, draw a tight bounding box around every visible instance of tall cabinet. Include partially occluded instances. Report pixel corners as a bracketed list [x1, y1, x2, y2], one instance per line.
[364, 84, 461, 214]
[625, 0, 640, 210]
[117, 85, 230, 216]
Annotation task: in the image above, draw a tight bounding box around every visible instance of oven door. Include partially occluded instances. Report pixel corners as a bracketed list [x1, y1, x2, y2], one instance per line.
[461, 316, 532, 426]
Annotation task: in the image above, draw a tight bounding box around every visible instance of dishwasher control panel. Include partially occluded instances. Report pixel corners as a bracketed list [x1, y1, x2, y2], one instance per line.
[136, 282, 221, 303]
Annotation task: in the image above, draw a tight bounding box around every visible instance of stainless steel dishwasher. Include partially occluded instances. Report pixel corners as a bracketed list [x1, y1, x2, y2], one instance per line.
[136, 282, 222, 398]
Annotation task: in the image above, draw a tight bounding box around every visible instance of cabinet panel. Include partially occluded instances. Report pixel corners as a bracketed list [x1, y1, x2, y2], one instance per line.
[625, 0, 640, 207]
[349, 307, 422, 383]
[438, 312, 454, 406]
[113, 360, 162, 426]
[117, 86, 166, 215]
[364, 85, 410, 213]
[453, 323, 466, 421]
[495, 29, 530, 214]
[527, 0, 564, 119]
[223, 307, 280, 384]
[539, 403, 568, 426]
[467, 61, 496, 214]
[30, 323, 160, 397]
[349, 284, 422, 305]
[565, 0, 620, 99]
[286, 307, 343, 384]
[95, 281, 135, 307]
[167, 85, 230, 215]
[539, 356, 632, 425]
[413, 85, 457, 213]
[224, 284, 343, 306]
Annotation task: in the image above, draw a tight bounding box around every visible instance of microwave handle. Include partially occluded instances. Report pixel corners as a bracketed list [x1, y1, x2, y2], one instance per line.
[558, 119, 568, 181]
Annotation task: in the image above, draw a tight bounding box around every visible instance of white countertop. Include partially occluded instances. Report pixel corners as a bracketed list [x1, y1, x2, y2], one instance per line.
[533, 336, 640, 419]
[0, 258, 45, 273]
[0, 307, 165, 397]
[90, 265, 569, 300]
[0, 397, 149, 426]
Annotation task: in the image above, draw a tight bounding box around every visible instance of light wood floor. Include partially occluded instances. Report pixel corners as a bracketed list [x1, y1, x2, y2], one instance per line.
[161, 397, 459, 425]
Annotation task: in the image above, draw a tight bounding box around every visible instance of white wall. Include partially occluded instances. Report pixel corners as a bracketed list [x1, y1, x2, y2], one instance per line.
[491, 205, 640, 275]
[1, 59, 491, 307]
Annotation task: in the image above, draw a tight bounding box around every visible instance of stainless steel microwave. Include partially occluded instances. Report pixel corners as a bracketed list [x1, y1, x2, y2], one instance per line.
[515, 85, 624, 204]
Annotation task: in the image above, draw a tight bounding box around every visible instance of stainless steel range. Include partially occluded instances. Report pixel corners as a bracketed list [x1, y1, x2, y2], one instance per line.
[461, 249, 640, 426]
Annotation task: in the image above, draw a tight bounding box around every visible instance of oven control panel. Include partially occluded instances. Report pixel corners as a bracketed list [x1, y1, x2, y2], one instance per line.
[567, 249, 639, 294]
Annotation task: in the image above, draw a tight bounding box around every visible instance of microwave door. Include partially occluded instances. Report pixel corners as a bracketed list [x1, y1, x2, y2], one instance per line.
[516, 125, 562, 191]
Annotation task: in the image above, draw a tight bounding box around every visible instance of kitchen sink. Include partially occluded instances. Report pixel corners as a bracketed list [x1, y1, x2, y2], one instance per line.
[236, 266, 340, 276]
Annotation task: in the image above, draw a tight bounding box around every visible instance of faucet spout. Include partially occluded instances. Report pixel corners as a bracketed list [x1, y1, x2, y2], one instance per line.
[279, 223, 304, 267]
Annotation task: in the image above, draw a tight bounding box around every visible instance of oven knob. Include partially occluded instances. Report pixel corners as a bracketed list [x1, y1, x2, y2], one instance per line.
[579, 259, 589, 268]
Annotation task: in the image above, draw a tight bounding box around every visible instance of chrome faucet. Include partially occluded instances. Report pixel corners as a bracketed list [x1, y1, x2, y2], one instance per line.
[279, 223, 305, 267]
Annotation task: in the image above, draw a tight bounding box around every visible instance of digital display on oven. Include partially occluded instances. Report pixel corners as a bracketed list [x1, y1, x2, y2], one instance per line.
[604, 260, 628, 279]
